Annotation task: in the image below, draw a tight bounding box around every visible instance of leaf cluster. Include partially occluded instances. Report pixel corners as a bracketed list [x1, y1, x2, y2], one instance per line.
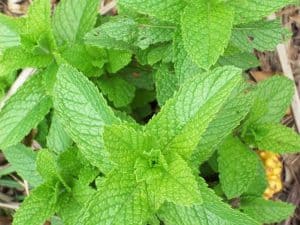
[0, 0, 298, 224]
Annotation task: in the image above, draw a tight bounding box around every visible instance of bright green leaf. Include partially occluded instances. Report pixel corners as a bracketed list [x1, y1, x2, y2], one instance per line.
[158, 178, 259, 225]
[146, 66, 242, 159]
[190, 85, 252, 167]
[229, 0, 297, 24]
[78, 172, 152, 225]
[231, 20, 290, 52]
[53, 64, 119, 171]
[0, 73, 52, 149]
[85, 17, 138, 51]
[181, 1, 234, 69]
[47, 113, 73, 153]
[240, 197, 295, 223]
[0, 14, 20, 52]
[53, 0, 99, 44]
[155, 64, 178, 106]
[98, 76, 136, 108]
[13, 183, 57, 225]
[118, 0, 187, 24]
[147, 153, 202, 208]
[251, 124, 300, 153]
[3, 144, 43, 186]
[218, 136, 261, 199]
[106, 49, 132, 73]
[248, 76, 294, 125]
[103, 124, 151, 170]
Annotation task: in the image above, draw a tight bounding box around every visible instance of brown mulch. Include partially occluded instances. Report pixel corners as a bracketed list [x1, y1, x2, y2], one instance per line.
[251, 6, 300, 225]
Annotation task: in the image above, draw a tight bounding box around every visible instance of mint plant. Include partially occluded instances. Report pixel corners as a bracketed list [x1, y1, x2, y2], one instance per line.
[0, 0, 299, 224]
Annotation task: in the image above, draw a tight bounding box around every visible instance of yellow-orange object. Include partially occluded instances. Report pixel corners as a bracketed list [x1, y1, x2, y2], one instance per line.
[258, 151, 283, 199]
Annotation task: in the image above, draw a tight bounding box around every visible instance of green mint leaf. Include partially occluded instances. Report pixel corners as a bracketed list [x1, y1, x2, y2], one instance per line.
[79, 172, 152, 225]
[53, 0, 99, 44]
[146, 66, 242, 160]
[173, 33, 202, 83]
[58, 194, 84, 225]
[158, 178, 259, 225]
[58, 183, 95, 225]
[19, 0, 53, 46]
[229, 0, 296, 24]
[244, 159, 268, 197]
[218, 136, 261, 199]
[216, 45, 260, 70]
[118, 0, 187, 24]
[53, 64, 119, 171]
[240, 197, 295, 223]
[0, 14, 20, 52]
[146, 152, 202, 208]
[103, 124, 151, 170]
[57, 148, 99, 187]
[190, 85, 252, 167]
[0, 47, 53, 76]
[106, 49, 132, 73]
[57, 148, 83, 181]
[250, 124, 300, 153]
[97, 76, 136, 108]
[138, 44, 173, 65]
[60, 44, 106, 77]
[0, 72, 52, 149]
[47, 113, 73, 154]
[104, 123, 200, 208]
[155, 64, 178, 106]
[248, 76, 294, 125]
[136, 21, 175, 50]
[231, 20, 290, 52]
[12, 183, 57, 225]
[2, 144, 43, 187]
[36, 150, 60, 182]
[36, 149, 71, 190]
[181, 1, 234, 70]
[85, 16, 175, 51]
[85, 17, 138, 51]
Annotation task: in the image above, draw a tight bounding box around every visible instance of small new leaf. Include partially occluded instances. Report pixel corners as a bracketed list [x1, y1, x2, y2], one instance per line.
[103, 124, 150, 170]
[147, 153, 202, 208]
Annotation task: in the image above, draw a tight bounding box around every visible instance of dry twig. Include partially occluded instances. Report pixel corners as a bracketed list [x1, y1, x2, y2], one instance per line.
[277, 44, 300, 131]
[0, 68, 36, 110]
[0, 202, 19, 210]
[100, 0, 116, 15]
